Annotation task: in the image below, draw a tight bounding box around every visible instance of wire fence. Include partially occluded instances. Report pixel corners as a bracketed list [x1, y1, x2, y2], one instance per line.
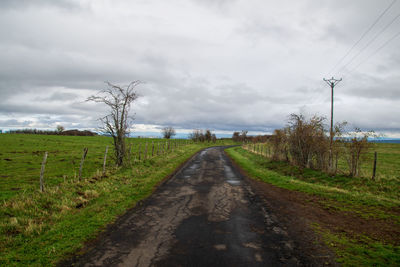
[241, 142, 388, 180]
[0, 138, 200, 200]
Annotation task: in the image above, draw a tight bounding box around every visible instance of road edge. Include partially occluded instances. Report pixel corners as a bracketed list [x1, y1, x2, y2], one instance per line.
[223, 147, 340, 266]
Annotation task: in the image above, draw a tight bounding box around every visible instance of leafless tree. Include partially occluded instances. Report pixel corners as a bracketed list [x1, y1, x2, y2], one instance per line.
[211, 133, 217, 143]
[343, 128, 375, 177]
[162, 126, 176, 139]
[189, 129, 203, 142]
[232, 131, 240, 142]
[87, 81, 140, 166]
[240, 130, 248, 142]
[205, 129, 212, 142]
[56, 125, 65, 134]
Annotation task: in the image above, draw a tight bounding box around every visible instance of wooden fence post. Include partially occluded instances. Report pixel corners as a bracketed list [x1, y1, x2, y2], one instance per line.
[372, 152, 377, 180]
[40, 152, 48, 192]
[152, 141, 154, 157]
[335, 152, 338, 175]
[79, 147, 88, 181]
[128, 144, 132, 165]
[103, 146, 108, 176]
[144, 142, 148, 160]
[138, 143, 141, 161]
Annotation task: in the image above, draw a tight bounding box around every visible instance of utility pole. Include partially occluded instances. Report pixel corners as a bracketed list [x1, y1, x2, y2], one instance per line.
[323, 77, 342, 170]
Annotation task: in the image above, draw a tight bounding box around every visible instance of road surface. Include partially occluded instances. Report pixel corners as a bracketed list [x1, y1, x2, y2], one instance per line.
[62, 146, 320, 266]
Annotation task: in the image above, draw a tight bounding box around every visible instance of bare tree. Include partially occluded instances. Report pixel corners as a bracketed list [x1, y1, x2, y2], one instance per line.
[211, 133, 217, 143]
[343, 128, 375, 177]
[162, 126, 176, 139]
[189, 129, 203, 142]
[87, 81, 140, 166]
[240, 130, 248, 142]
[56, 125, 65, 134]
[205, 129, 212, 142]
[232, 131, 240, 142]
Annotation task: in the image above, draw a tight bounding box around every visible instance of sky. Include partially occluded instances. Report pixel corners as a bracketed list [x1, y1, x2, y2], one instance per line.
[0, 0, 399, 137]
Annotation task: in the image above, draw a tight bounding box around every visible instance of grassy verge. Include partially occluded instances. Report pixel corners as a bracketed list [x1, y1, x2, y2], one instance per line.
[313, 224, 400, 267]
[226, 146, 400, 266]
[0, 135, 233, 266]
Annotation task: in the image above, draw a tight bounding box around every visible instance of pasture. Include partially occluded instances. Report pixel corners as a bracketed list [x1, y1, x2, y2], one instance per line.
[0, 134, 195, 201]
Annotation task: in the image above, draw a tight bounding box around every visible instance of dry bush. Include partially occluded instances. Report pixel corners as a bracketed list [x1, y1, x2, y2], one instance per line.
[343, 129, 375, 177]
[268, 112, 376, 178]
[270, 128, 288, 161]
[232, 131, 240, 142]
[270, 114, 345, 171]
[286, 114, 328, 168]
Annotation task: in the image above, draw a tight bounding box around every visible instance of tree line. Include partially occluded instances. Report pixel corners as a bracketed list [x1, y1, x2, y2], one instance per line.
[6, 127, 97, 136]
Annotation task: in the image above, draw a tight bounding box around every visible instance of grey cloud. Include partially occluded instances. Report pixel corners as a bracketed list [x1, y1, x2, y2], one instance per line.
[0, 119, 33, 127]
[342, 73, 400, 100]
[35, 92, 79, 101]
[0, 0, 399, 136]
[236, 19, 298, 44]
[0, 0, 81, 10]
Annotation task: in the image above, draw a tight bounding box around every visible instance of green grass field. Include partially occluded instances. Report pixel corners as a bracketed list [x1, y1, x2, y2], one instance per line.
[0, 134, 219, 201]
[336, 143, 400, 182]
[226, 145, 400, 266]
[0, 134, 232, 266]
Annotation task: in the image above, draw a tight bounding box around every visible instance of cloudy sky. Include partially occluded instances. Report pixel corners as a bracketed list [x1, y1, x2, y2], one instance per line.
[1, 0, 399, 136]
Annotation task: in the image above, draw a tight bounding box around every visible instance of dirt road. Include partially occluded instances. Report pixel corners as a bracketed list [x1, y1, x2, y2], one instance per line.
[62, 146, 335, 266]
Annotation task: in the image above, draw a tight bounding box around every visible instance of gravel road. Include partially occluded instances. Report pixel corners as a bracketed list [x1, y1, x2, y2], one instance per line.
[61, 146, 321, 266]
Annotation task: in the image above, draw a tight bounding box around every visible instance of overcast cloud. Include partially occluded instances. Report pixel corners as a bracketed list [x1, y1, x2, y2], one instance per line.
[0, 0, 399, 136]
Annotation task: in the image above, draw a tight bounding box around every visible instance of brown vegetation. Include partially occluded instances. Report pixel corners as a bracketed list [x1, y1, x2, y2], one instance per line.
[7, 128, 97, 136]
[189, 129, 217, 143]
[264, 113, 374, 177]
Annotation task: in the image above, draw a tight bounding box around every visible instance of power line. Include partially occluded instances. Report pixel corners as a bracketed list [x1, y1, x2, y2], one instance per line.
[337, 11, 400, 76]
[326, 0, 397, 76]
[344, 29, 400, 78]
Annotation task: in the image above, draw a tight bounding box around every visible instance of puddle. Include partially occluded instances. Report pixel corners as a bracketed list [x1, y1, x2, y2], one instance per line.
[224, 166, 236, 179]
[224, 165, 241, 185]
[199, 148, 211, 158]
[189, 163, 199, 170]
[226, 179, 241, 185]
